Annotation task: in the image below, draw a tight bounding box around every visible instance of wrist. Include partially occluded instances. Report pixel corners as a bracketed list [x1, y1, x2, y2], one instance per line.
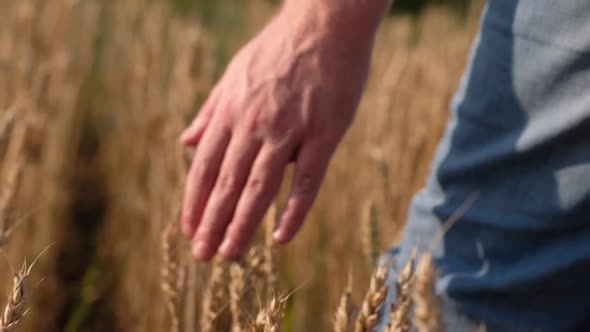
[283, 0, 391, 22]
[279, 0, 391, 45]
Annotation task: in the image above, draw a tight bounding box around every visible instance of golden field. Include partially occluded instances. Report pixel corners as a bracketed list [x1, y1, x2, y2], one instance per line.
[0, 1, 481, 331]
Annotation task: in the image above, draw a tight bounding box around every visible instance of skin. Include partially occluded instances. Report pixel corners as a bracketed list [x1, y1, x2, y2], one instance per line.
[180, 0, 393, 261]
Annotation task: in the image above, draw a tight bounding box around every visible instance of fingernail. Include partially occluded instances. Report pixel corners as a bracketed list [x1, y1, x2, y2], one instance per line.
[192, 241, 210, 260]
[218, 238, 236, 257]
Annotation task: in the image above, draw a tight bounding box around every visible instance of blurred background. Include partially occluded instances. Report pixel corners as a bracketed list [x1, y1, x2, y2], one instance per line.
[0, 0, 481, 331]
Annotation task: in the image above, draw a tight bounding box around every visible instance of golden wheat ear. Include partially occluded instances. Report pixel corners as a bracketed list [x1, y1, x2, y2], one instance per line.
[387, 250, 416, 332]
[355, 265, 389, 332]
[248, 292, 288, 332]
[412, 252, 443, 332]
[0, 243, 52, 331]
[161, 220, 184, 332]
[229, 260, 248, 332]
[333, 270, 358, 332]
[200, 258, 230, 332]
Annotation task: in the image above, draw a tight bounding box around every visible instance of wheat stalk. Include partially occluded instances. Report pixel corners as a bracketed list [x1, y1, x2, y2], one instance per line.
[0, 109, 15, 150]
[263, 204, 278, 297]
[388, 252, 416, 332]
[412, 252, 443, 332]
[354, 265, 389, 332]
[361, 200, 380, 269]
[0, 103, 28, 232]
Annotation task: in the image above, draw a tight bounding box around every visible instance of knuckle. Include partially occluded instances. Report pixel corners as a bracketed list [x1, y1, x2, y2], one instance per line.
[227, 220, 257, 242]
[294, 174, 317, 195]
[223, 228, 244, 245]
[265, 113, 288, 132]
[193, 162, 216, 187]
[253, 111, 301, 144]
[216, 173, 241, 196]
[196, 224, 220, 240]
[232, 209, 258, 229]
[268, 127, 299, 146]
[246, 176, 273, 198]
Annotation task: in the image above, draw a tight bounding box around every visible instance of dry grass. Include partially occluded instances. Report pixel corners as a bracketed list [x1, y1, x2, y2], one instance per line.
[0, 0, 481, 331]
[263, 205, 279, 297]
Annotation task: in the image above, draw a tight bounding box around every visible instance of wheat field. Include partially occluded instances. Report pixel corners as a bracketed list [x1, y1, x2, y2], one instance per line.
[0, 1, 481, 331]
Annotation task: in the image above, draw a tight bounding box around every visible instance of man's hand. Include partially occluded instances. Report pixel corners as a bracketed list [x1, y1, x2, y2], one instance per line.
[180, 0, 390, 261]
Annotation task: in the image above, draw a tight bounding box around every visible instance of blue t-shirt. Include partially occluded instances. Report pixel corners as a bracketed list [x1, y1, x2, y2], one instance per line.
[400, 1, 590, 331]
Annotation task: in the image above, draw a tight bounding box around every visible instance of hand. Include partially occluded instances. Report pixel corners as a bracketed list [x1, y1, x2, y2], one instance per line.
[180, 4, 379, 261]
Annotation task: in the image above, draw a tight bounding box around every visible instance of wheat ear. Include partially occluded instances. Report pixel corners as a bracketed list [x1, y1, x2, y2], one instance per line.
[333, 272, 357, 332]
[248, 293, 287, 332]
[1, 246, 50, 331]
[200, 258, 228, 332]
[407, 195, 479, 332]
[389, 252, 416, 332]
[229, 261, 248, 332]
[354, 265, 389, 332]
[412, 252, 443, 332]
[0, 262, 30, 331]
[246, 246, 266, 310]
[160, 220, 185, 332]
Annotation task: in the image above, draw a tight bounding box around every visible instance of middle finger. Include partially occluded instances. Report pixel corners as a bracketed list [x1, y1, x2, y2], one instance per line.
[191, 132, 262, 260]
